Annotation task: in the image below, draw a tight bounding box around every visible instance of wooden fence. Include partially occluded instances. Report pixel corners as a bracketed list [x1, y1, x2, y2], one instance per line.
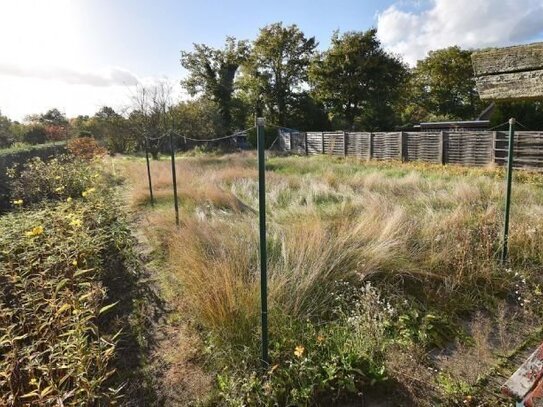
[279, 130, 543, 170]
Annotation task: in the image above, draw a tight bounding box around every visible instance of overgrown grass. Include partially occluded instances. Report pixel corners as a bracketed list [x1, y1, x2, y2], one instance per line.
[120, 153, 543, 405]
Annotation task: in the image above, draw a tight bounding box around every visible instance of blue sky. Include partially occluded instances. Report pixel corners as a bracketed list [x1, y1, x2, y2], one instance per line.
[0, 0, 542, 120]
[74, 0, 402, 77]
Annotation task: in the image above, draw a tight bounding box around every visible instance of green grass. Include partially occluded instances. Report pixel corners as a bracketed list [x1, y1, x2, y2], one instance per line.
[120, 152, 543, 406]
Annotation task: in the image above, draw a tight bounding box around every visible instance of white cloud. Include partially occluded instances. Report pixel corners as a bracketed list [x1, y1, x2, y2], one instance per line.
[0, 64, 139, 87]
[376, 0, 543, 65]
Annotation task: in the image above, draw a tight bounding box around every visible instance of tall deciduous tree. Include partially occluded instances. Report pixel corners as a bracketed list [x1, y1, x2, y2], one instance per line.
[181, 37, 249, 134]
[241, 23, 318, 126]
[407, 46, 484, 122]
[309, 29, 408, 130]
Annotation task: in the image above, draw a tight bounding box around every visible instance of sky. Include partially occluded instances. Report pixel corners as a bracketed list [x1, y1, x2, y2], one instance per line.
[1, 0, 542, 121]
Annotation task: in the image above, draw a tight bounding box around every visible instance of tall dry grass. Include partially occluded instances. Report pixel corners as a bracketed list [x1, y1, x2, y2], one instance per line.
[120, 153, 543, 344]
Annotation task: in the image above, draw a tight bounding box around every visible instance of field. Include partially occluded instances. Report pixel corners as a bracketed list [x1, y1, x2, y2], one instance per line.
[117, 152, 543, 406]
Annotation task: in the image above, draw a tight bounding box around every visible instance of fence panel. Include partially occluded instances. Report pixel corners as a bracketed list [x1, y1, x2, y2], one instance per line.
[495, 131, 543, 169]
[373, 132, 401, 160]
[447, 132, 493, 166]
[323, 132, 345, 156]
[405, 132, 441, 163]
[346, 132, 370, 158]
[307, 132, 323, 155]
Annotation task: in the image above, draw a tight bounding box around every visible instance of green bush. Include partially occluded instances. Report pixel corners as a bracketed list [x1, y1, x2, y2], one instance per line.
[0, 142, 66, 210]
[22, 125, 48, 145]
[7, 156, 110, 207]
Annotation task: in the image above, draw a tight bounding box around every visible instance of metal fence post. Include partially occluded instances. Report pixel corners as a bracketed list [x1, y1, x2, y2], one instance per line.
[501, 118, 515, 264]
[145, 138, 154, 207]
[304, 132, 308, 156]
[169, 131, 180, 226]
[343, 131, 347, 158]
[369, 132, 374, 160]
[256, 117, 269, 367]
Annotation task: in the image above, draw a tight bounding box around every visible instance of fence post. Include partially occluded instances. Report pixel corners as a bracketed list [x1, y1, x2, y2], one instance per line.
[501, 118, 516, 264]
[321, 132, 325, 154]
[400, 132, 406, 162]
[368, 132, 374, 160]
[289, 132, 293, 153]
[439, 131, 447, 165]
[304, 132, 308, 156]
[343, 131, 347, 158]
[144, 138, 154, 207]
[169, 131, 180, 226]
[256, 117, 269, 367]
[491, 131, 497, 164]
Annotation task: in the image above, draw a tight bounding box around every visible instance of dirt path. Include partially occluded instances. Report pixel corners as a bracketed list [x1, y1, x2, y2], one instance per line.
[129, 213, 212, 406]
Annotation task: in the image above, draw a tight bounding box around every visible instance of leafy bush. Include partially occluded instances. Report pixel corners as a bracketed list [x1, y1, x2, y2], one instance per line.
[67, 136, 106, 160]
[22, 125, 48, 145]
[0, 142, 66, 210]
[8, 156, 108, 207]
[0, 191, 126, 404]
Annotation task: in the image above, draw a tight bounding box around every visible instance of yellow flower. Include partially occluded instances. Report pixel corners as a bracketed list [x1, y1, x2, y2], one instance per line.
[294, 345, 305, 358]
[29, 377, 38, 386]
[66, 197, 73, 203]
[72, 259, 78, 266]
[82, 187, 96, 198]
[25, 226, 44, 237]
[69, 218, 82, 228]
[12, 199, 23, 206]
[54, 186, 65, 192]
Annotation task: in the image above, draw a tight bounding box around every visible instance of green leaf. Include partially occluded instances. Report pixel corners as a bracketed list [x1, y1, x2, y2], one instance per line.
[98, 301, 119, 315]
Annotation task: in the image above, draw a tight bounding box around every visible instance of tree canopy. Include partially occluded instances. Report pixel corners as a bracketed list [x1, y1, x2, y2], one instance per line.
[241, 23, 318, 126]
[309, 29, 408, 130]
[406, 46, 484, 122]
[181, 37, 250, 133]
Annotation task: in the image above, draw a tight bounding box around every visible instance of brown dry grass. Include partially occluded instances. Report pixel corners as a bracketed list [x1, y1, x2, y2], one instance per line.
[117, 152, 543, 404]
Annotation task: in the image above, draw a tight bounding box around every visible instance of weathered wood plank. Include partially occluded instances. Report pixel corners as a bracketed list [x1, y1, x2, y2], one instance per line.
[502, 342, 543, 401]
[475, 69, 543, 101]
[472, 42, 543, 76]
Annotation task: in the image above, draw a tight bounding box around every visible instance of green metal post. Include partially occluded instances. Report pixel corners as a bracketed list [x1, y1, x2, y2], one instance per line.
[145, 138, 154, 207]
[501, 118, 515, 264]
[169, 131, 180, 226]
[256, 117, 269, 366]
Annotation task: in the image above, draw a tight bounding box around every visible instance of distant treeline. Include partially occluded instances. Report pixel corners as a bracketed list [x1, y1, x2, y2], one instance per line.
[1, 23, 542, 154]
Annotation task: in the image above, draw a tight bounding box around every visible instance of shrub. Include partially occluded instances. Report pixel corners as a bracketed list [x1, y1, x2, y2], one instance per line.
[8, 156, 109, 207]
[0, 192, 125, 404]
[67, 136, 106, 160]
[22, 125, 47, 145]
